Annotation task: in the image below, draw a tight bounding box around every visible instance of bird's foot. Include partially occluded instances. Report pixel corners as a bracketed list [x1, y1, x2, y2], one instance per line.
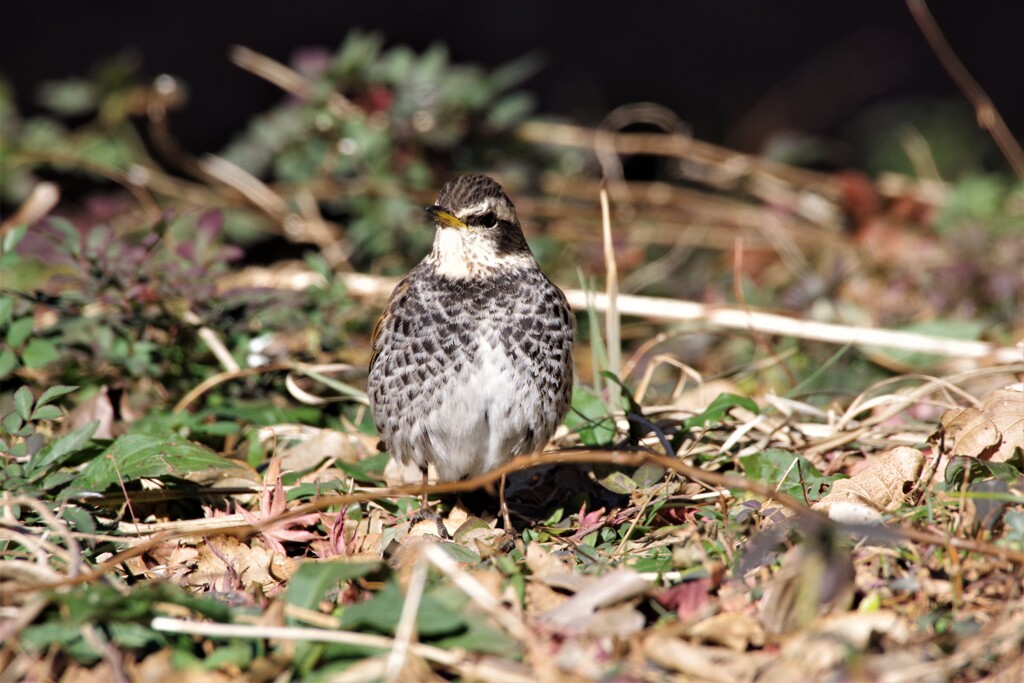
[409, 507, 451, 540]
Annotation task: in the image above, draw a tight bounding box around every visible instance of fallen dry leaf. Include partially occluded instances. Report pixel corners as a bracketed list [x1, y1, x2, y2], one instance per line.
[187, 535, 285, 595]
[586, 602, 646, 637]
[524, 541, 572, 577]
[62, 385, 114, 438]
[238, 456, 320, 552]
[539, 568, 650, 633]
[653, 577, 714, 621]
[940, 387, 1024, 463]
[644, 634, 767, 683]
[687, 611, 766, 651]
[525, 581, 569, 617]
[813, 446, 925, 522]
[760, 610, 912, 680]
[276, 427, 361, 472]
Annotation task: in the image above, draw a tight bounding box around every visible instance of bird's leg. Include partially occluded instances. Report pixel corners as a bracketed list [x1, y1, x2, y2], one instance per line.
[419, 467, 430, 515]
[409, 466, 450, 540]
[499, 472, 514, 532]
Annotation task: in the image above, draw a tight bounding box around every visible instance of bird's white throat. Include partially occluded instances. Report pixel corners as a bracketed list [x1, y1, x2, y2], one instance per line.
[428, 227, 533, 279]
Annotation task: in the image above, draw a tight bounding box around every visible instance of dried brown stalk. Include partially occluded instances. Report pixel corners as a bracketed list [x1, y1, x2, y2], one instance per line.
[906, 0, 1024, 179]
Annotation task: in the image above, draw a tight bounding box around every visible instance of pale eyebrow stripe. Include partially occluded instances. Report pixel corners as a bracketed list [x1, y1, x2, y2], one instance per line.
[457, 199, 495, 218]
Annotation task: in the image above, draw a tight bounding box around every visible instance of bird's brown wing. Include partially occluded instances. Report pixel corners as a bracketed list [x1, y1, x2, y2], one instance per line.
[368, 276, 412, 375]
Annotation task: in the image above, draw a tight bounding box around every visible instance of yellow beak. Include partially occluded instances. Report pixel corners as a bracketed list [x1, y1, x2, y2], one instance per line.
[426, 205, 467, 229]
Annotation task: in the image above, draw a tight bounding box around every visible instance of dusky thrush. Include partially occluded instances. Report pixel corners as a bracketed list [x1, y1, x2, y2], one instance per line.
[367, 174, 576, 531]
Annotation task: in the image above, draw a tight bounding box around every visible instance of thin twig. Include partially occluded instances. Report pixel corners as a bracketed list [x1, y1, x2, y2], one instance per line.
[906, 0, 1024, 179]
[10, 447, 1023, 599]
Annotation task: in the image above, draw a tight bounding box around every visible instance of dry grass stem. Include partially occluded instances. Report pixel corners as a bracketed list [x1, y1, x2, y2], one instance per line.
[0, 181, 60, 232]
[385, 556, 428, 683]
[331, 271, 1020, 364]
[906, 0, 1024, 178]
[229, 44, 363, 120]
[599, 182, 621, 406]
[560, 290, 1022, 364]
[150, 617, 535, 682]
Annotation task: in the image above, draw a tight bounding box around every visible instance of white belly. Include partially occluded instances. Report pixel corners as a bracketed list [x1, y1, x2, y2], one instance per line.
[408, 336, 532, 481]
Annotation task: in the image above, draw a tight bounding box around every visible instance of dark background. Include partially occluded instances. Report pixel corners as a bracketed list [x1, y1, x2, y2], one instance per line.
[2, 1, 1021, 162]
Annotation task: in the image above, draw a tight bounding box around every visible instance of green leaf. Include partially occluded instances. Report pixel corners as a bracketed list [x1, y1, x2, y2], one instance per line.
[632, 462, 666, 487]
[37, 384, 79, 407]
[937, 173, 1010, 232]
[628, 550, 675, 574]
[0, 349, 17, 379]
[287, 478, 345, 502]
[13, 385, 34, 421]
[107, 621, 166, 649]
[285, 560, 380, 611]
[488, 52, 544, 92]
[19, 622, 98, 663]
[40, 469, 82, 492]
[566, 386, 616, 446]
[0, 296, 13, 325]
[6, 317, 34, 348]
[336, 452, 391, 484]
[944, 449, 1024, 490]
[48, 217, 82, 256]
[683, 393, 759, 430]
[573, 543, 600, 565]
[68, 433, 242, 493]
[595, 469, 638, 494]
[60, 504, 99, 534]
[28, 421, 99, 479]
[434, 617, 520, 656]
[740, 448, 843, 502]
[21, 338, 61, 368]
[201, 641, 254, 670]
[2, 411, 26, 437]
[37, 78, 98, 116]
[2, 225, 27, 253]
[340, 581, 465, 637]
[600, 371, 647, 445]
[486, 92, 535, 128]
[1002, 510, 1024, 551]
[29, 404, 63, 421]
[438, 541, 481, 564]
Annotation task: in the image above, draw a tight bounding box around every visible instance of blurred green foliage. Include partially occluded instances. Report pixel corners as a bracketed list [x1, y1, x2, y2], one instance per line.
[1, 31, 544, 267]
[1, 31, 550, 428]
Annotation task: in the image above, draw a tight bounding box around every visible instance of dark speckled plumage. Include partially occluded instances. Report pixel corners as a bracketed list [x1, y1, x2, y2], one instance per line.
[368, 175, 575, 484]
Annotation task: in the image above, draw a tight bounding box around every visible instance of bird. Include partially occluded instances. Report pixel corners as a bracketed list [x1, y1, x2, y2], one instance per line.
[367, 174, 575, 532]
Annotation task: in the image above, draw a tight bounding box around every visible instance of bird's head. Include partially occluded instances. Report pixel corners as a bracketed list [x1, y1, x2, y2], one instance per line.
[426, 175, 534, 278]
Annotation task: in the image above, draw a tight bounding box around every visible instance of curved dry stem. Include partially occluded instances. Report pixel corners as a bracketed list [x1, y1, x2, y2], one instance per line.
[906, 0, 1024, 179]
[0, 496, 83, 577]
[7, 446, 1021, 599]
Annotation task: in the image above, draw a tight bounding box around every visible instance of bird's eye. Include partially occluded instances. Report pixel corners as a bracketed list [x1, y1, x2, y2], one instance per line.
[478, 212, 498, 228]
